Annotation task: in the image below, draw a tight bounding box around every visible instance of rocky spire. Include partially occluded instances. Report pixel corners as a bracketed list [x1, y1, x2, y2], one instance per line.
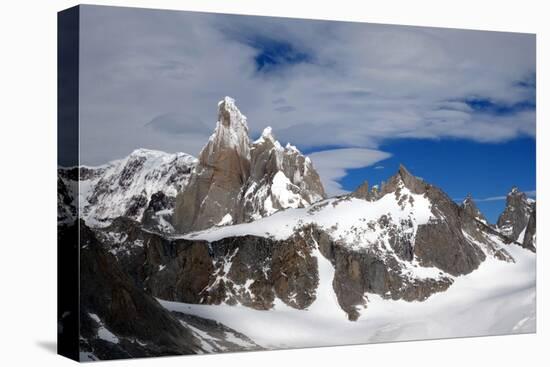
[497, 187, 535, 241]
[351, 181, 369, 199]
[174, 97, 326, 233]
[174, 97, 252, 232]
[380, 164, 427, 195]
[199, 96, 251, 183]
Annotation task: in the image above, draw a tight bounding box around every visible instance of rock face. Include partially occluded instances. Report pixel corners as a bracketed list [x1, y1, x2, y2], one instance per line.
[378, 165, 487, 276]
[58, 169, 77, 224]
[173, 97, 326, 233]
[497, 187, 536, 241]
[461, 194, 488, 224]
[141, 191, 176, 232]
[74, 220, 261, 361]
[142, 232, 320, 312]
[77, 221, 202, 359]
[523, 207, 536, 250]
[173, 97, 252, 233]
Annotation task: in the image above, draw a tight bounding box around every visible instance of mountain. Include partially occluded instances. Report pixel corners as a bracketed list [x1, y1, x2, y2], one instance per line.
[58, 221, 261, 361]
[173, 97, 326, 233]
[497, 187, 536, 249]
[168, 164, 519, 320]
[58, 149, 197, 232]
[58, 97, 536, 360]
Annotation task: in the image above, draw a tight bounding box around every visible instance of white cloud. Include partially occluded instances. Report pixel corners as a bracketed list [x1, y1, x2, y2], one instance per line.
[77, 6, 535, 168]
[308, 148, 391, 196]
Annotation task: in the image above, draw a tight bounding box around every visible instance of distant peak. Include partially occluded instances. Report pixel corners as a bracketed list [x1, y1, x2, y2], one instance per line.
[129, 148, 168, 157]
[398, 164, 412, 179]
[218, 96, 236, 107]
[463, 193, 473, 204]
[509, 186, 520, 195]
[285, 142, 301, 154]
[380, 163, 426, 195]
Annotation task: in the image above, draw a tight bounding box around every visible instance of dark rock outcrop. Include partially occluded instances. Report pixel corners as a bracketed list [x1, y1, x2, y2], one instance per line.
[141, 191, 176, 232]
[144, 232, 320, 311]
[461, 195, 488, 224]
[78, 221, 202, 360]
[497, 187, 535, 241]
[523, 207, 536, 251]
[308, 225, 452, 320]
[351, 180, 380, 201]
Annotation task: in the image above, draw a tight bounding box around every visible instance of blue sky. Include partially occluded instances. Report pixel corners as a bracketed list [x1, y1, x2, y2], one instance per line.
[334, 138, 536, 223]
[78, 6, 536, 223]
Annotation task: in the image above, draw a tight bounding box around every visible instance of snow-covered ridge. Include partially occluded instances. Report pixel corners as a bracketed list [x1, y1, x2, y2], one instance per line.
[60, 148, 197, 227]
[183, 182, 433, 246]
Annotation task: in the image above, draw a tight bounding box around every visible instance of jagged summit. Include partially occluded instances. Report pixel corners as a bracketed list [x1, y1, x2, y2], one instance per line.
[217, 96, 248, 128]
[509, 186, 520, 195]
[200, 96, 250, 172]
[376, 164, 427, 196]
[497, 186, 536, 243]
[253, 127, 302, 154]
[253, 126, 282, 150]
[462, 193, 473, 204]
[174, 97, 326, 233]
[461, 194, 487, 224]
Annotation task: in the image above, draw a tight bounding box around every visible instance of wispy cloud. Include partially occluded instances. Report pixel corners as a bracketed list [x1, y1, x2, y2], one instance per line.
[308, 148, 391, 195]
[455, 190, 536, 203]
[78, 6, 535, 167]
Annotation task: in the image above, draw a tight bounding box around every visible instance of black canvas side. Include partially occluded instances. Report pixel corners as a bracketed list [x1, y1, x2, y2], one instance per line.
[57, 5, 80, 362]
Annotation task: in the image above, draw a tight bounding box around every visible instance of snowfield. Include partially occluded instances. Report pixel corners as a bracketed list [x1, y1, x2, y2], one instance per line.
[181, 184, 432, 246]
[159, 242, 535, 349]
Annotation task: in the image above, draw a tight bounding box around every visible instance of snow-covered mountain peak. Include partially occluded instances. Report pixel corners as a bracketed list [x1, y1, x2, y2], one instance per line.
[217, 96, 249, 130]
[253, 126, 302, 156]
[285, 142, 301, 154]
[260, 126, 275, 140]
[254, 126, 282, 150]
[58, 149, 197, 229]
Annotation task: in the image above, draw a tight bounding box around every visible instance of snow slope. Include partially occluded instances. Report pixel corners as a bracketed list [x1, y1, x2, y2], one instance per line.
[182, 184, 432, 248]
[160, 242, 535, 349]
